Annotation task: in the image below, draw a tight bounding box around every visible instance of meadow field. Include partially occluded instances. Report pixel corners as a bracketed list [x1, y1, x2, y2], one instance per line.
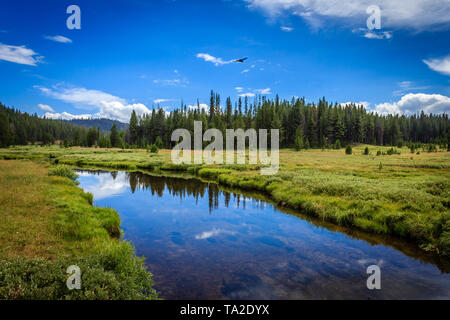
[0, 144, 449, 258]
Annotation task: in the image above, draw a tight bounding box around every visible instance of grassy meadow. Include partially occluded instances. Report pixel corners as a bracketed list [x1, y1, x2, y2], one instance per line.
[0, 159, 159, 299]
[0, 144, 449, 261]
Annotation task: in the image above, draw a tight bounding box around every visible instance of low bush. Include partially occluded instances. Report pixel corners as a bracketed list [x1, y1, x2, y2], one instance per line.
[0, 243, 159, 300]
[48, 165, 78, 182]
[345, 145, 352, 155]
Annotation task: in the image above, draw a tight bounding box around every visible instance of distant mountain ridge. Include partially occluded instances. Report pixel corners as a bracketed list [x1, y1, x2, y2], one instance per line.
[64, 118, 128, 132]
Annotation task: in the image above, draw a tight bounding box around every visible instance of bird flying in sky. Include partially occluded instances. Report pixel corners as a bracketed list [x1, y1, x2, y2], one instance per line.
[234, 57, 248, 63]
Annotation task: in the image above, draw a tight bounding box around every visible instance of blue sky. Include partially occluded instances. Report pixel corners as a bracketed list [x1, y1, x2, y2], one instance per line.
[0, 0, 449, 122]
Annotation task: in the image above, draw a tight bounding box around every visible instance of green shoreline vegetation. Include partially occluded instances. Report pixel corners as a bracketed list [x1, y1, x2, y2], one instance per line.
[0, 145, 449, 259]
[0, 95, 450, 299]
[0, 159, 159, 300]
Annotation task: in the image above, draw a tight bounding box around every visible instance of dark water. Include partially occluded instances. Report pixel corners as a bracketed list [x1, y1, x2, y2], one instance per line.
[77, 170, 450, 300]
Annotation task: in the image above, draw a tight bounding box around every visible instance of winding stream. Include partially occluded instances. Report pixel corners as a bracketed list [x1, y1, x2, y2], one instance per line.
[77, 170, 450, 299]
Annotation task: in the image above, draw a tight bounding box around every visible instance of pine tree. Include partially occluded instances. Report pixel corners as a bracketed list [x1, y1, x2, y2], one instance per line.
[129, 110, 139, 145]
[0, 112, 11, 147]
[110, 124, 121, 148]
[294, 126, 304, 151]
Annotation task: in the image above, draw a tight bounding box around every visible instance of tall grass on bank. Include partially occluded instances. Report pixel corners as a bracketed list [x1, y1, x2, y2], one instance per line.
[0, 160, 158, 300]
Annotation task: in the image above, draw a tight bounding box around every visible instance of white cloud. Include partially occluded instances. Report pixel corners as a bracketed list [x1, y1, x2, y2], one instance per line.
[82, 172, 129, 200]
[196, 53, 233, 66]
[154, 98, 177, 104]
[374, 93, 450, 115]
[43, 112, 92, 120]
[36, 85, 151, 122]
[153, 78, 189, 86]
[280, 26, 294, 32]
[239, 92, 256, 97]
[238, 87, 272, 97]
[38, 104, 54, 112]
[364, 31, 392, 39]
[241, 69, 249, 74]
[97, 101, 150, 122]
[194, 228, 236, 240]
[35, 85, 125, 107]
[255, 88, 272, 94]
[188, 103, 208, 112]
[245, 0, 450, 31]
[44, 35, 72, 43]
[340, 101, 370, 108]
[0, 43, 42, 66]
[423, 55, 450, 76]
[393, 81, 430, 96]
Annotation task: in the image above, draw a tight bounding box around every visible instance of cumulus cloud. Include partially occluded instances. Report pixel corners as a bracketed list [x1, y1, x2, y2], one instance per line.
[43, 112, 92, 120]
[0, 43, 42, 66]
[235, 87, 244, 92]
[374, 93, 450, 115]
[36, 85, 151, 122]
[188, 103, 208, 112]
[245, 0, 450, 31]
[196, 53, 233, 66]
[423, 55, 450, 76]
[340, 101, 370, 108]
[38, 104, 54, 112]
[35, 85, 125, 107]
[44, 35, 72, 43]
[194, 228, 236, 240]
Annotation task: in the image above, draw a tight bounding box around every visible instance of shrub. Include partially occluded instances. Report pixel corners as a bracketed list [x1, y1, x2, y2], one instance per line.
[294, 136, 303, 151]
[345, 145, 352, 155]
[379, 162, 383, 171]
[334, 140, 341, 150]
[376, 150, 382, 156]
[364, 147, 369, 155]
[386, 148, 400, 155]
[149, 144, 159, 154]
[154, 137, 163, 149]
[304, 138, 310, 150]
[0, 243, 159, 300]
[48, 165, 79, 182]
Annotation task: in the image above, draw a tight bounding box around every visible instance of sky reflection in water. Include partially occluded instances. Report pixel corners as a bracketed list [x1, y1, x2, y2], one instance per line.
[77, 170, 450, 300]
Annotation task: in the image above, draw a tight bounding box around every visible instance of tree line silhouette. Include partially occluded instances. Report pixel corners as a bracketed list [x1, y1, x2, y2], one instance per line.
[1, 91, 449, 149]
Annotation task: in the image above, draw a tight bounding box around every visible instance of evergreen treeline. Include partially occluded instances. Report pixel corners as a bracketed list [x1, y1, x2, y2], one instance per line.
[1, 92, 449, 150]
[125, 91, 449, 150]
[0, 103, 120, 148]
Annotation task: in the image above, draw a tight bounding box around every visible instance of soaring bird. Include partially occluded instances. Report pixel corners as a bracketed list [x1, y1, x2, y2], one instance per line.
[234, 57, 248, 63]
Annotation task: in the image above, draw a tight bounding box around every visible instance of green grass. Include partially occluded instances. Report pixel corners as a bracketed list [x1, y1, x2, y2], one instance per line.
[1, 145, 449, 256]
[0, 160, 158, 300]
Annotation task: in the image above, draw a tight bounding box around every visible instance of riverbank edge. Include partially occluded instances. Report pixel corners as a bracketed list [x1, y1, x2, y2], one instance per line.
[1, 152, 448, 257]
[0, 160, 159, 300]
[57, 157, 449, 257]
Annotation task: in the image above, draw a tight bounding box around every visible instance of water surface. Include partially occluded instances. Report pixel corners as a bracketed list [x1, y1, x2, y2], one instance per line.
[77, 170, 450, 299]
